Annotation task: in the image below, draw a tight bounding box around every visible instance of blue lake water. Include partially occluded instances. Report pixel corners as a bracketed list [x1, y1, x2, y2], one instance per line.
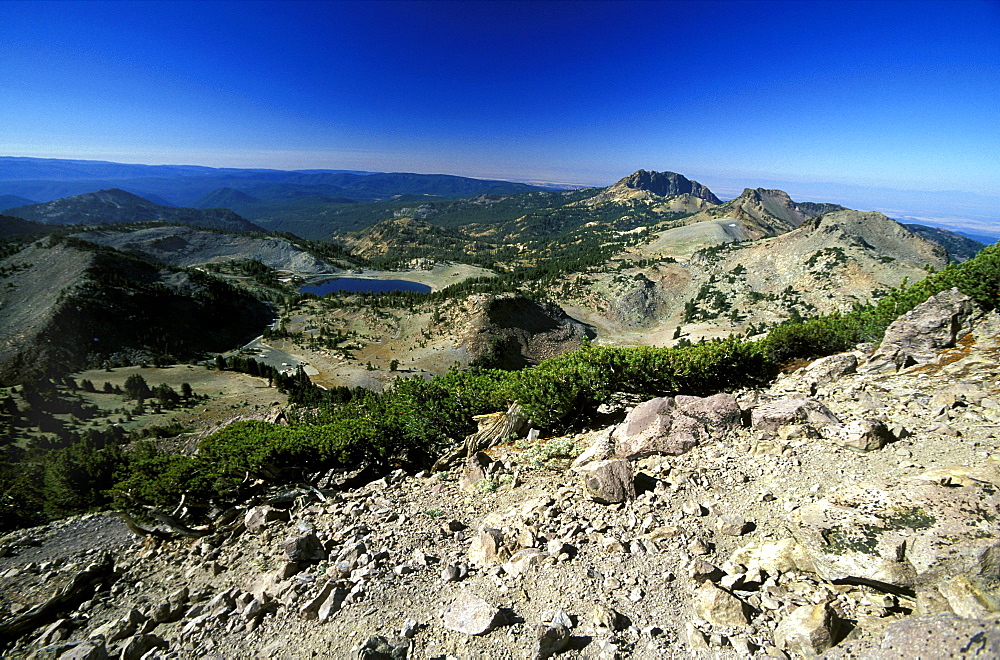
[300, 277, 431, 296]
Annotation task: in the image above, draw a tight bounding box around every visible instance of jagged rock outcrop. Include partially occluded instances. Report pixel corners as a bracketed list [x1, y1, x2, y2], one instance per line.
[577, 169, 722, 210]
[863, 288, 979, 372]
[610, 170, 722, 204]
[707, 187, 809, 238]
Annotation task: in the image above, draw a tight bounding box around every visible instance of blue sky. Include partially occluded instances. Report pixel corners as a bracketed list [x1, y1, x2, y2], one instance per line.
[1, 0, 998, 198]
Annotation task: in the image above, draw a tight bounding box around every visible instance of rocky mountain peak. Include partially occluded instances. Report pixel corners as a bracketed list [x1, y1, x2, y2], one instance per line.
[709, 187, 808, 236]
[612, 170, 722, 205]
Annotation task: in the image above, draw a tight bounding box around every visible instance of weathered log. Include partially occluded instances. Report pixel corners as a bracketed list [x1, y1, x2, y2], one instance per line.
[433, 402, 527, 472]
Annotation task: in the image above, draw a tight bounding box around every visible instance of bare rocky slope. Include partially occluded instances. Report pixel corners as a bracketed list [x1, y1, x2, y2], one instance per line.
[593, 210, 950, 336]
[669, 189, 846, 244]
[2, 289, 998, 659]
[0, 240, 273, 383]
[6, 190, 263, 234]
[74, 226, 338, 274]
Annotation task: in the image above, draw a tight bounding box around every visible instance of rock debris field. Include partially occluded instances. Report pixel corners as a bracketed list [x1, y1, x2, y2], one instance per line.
[1, 289, 999, 659]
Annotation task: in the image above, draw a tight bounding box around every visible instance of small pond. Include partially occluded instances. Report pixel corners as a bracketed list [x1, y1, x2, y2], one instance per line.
[300, 277, 431, 296]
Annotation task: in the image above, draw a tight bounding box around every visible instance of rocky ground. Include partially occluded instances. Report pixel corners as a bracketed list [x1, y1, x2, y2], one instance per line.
[1, 289, 999, 659]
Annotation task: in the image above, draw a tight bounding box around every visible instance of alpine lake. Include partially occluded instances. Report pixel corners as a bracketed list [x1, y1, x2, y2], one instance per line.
[299, 277, 432, 296]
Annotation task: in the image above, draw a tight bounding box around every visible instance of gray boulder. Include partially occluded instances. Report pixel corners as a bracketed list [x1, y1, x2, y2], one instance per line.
[468, 528, 509, 568]
[118, 633, 166, 660]
[532, 623, 570, 660]
[694, 583, 748, 626]
[751, 397, 840, 433]
[800, 352, 858, 386]
[442, 592, 504, 636]
[58, 641, 110, 660]
[612, 393, 741, 459]
[282, 532, 326, 563]
[459, 452, 496, 491]
[864, 288, 979, 372]
[577, 459, 636, 504]
[826, 418, 895, 452]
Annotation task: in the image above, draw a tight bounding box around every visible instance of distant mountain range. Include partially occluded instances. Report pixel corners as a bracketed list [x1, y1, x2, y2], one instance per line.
[0, 157, 547, 209]
[0, 164, 989, 384]
[4, 189, 264, 233]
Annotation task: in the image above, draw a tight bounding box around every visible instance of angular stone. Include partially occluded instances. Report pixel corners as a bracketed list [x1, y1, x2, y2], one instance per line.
[118, 633, 166, 660]
[570, 428, 615, 469]
[148, 601, 183, 624]
[694, 583, 748, 626]
[589, 604, 620, 631]
[686, 623, 710, 651]
[59, 641, 110, 660]
[578, 459, 635, 504]
[675, 393, 743, 432]
[801, 353, 858, 385]
[442, 592, 503, 636]
[317, 585, 349, 622]
[688, 559, 725, 583]
[773, 603, 837, 656]
[864, 288, 978, 372]
[440, 564, 467, 582]
[717, 514, 750, 536]
[751, 398, 840, 433]
[460, 451, 495, 491]
[730, 538, 815, 575]
[357, 634, 409, 659]
[827, 418, 894, 452]
[300, 581, 339, 620]
[282, 532, 326, 563]
[503, 548, 548, 577]
[532, 623, 570, 660]
[244, 505, 290, 534]
[468, 528, 509, 568]
[550, 608, 573, 629]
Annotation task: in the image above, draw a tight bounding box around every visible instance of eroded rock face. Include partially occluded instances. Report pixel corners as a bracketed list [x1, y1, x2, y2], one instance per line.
[864, 288, 979, 372]
[788, 477, 1000, 606]
[612, 393, 741, 459]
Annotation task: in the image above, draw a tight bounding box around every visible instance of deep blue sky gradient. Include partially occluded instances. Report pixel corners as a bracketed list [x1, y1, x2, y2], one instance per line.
[1, 0, 998, 196]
